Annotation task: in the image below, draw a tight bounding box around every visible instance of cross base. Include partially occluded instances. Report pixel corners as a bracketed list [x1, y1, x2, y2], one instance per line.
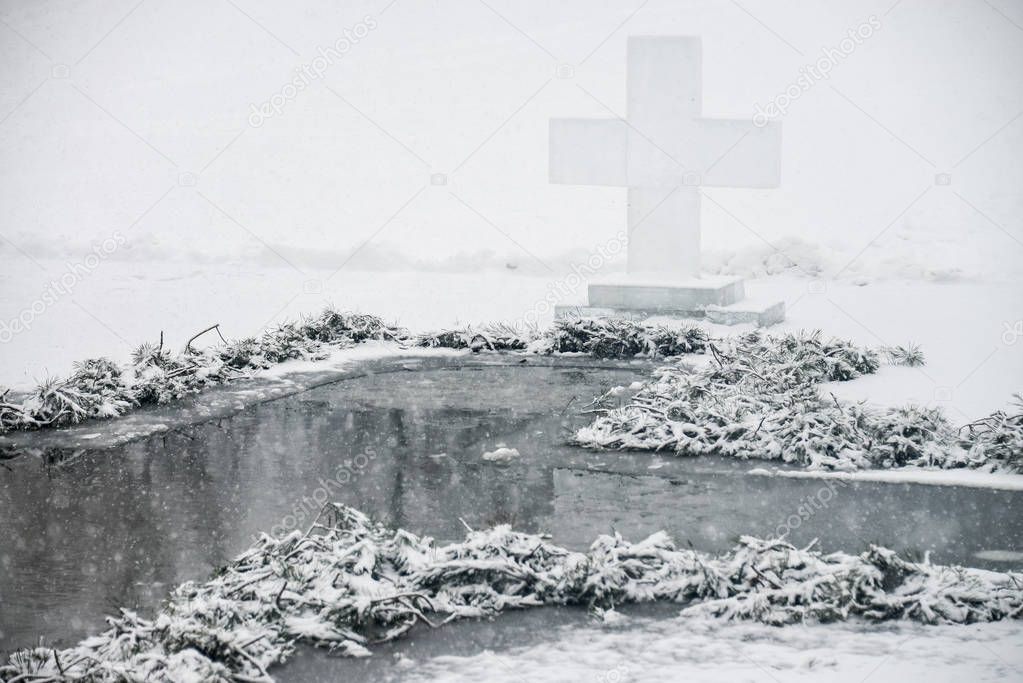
[589, 275, 746, 309]
[555, 276, 785, 327]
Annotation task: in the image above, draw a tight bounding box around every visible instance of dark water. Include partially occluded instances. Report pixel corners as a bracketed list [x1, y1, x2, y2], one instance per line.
[1, 363, 1021, 664]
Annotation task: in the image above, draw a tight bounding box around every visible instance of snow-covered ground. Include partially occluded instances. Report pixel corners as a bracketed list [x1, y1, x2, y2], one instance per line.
[748, 466, 1023, 491]
[398, 615, 1023, 683]
[1, 258, 1019, 424]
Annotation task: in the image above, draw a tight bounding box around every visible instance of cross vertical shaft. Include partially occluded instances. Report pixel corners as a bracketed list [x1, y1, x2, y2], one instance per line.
[628, 187, 700, 277]
[550, 35, 782, 282]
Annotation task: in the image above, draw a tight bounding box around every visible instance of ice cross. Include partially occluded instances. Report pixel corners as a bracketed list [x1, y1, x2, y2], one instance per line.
[550, 36, 782, 279]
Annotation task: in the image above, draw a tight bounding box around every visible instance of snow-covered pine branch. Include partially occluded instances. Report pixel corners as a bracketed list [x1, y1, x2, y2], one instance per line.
[0, 308, 406, 433]
[574, 331, 1020, 473]
[3, 503, 1020, 682]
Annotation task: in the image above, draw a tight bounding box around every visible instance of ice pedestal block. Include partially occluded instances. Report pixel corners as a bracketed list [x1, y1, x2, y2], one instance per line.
[587, 275, 745, 311]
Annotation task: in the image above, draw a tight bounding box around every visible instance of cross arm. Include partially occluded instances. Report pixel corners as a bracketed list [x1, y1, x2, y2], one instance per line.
[625, 118, 782, 188]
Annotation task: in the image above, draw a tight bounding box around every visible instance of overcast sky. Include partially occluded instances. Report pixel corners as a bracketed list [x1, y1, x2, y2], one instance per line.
[1, 0, 1021, 272]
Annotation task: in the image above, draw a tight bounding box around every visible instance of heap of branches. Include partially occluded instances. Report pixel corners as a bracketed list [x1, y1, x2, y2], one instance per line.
[411, 317, 709, 359]
[2, 314, 719, 435]
[575, 330, 1020, 472]
[540, 317, 709, 358]
[411, 322, 534, 352]
[4, 503, 1020, 682]
[0, 309, 405, 433]
[958, 394, 1023, 472]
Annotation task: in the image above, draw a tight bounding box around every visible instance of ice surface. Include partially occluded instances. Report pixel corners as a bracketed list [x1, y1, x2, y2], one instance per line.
[392, 615, 1023, 683]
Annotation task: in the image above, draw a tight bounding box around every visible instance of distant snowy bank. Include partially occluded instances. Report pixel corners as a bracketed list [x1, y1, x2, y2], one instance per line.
[4, 232, 1020, 282]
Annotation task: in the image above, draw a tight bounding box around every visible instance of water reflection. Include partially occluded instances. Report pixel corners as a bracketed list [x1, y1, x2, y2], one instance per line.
[0, 366, 625, 650]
